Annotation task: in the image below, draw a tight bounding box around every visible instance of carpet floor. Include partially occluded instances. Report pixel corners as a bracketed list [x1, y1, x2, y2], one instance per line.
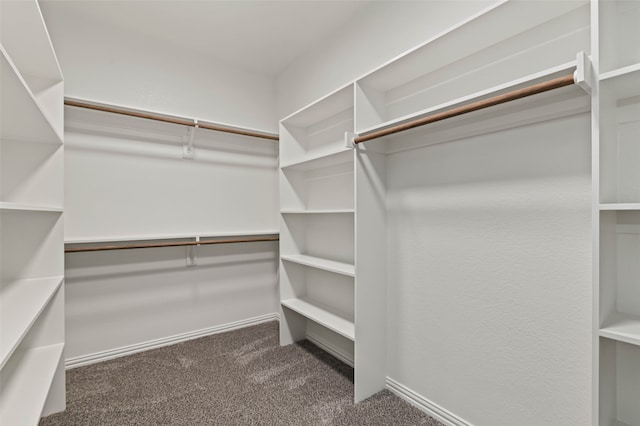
[40, 321, 442, 425]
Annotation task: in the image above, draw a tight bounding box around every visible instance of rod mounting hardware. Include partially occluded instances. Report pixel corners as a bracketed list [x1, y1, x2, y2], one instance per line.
[186, 236, 198, 266]
[183, 120, 198, 159]
[574, 51, 593, 94]
[344, 132, 356, 149]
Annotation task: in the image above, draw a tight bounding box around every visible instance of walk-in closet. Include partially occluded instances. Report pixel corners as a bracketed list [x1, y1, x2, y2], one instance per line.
[0, 0, 638, 425]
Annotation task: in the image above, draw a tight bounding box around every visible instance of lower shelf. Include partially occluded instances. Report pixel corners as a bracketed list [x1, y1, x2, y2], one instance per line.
[0, 276, 64, 369]
[0, 343, 64, 425]
[282, 297, 355, 341]
[601, 312, 640, 347]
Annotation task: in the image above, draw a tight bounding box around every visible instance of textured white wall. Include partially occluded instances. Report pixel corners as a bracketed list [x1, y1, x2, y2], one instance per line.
[386, 114, 592, 426]
[41, 4, 278, 133]
[276, 0, 496, 118]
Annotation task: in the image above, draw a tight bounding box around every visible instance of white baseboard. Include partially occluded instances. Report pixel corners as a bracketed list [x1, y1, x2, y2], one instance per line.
[386, 377, 474, 426]
[65, 313, 279, 369]
[306, 331, 354, 367]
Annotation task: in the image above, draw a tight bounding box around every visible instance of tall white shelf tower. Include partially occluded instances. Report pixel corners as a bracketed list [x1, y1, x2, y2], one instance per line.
[0, 0, 66, 424]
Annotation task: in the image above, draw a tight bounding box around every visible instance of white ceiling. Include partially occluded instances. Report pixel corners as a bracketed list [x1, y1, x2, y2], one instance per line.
[40, 0, 371, 76]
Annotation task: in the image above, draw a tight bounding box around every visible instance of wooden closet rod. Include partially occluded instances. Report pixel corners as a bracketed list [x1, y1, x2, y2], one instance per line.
[65, 236, 279, 253]
[64, 98, 279, 141]
[353, 73, 576, 144]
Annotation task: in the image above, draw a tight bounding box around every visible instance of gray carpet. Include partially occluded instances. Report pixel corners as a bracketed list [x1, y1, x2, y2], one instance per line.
[41, 321, 442, 425]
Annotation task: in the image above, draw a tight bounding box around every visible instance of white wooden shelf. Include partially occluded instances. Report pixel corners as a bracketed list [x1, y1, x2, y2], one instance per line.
[356, 61, 579, 136]
[601, 312, 640, 347]
[281, 148, 352, 171]
[0, 343, 64, 426]
[281, 209, 354, 214]
[0, 47, 62, 145]
[0, 202, 63, 213]
[600, 203, 640, 211]
[600, 63, 640, 99]
[281, 254, 355, 277]
[281, 297, 355, 341]
[0, 276, 64, 369]
[64, 230, 279, 245]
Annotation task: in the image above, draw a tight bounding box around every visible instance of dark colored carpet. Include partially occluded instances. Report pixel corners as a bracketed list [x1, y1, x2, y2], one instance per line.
[40, 321, 442, 425]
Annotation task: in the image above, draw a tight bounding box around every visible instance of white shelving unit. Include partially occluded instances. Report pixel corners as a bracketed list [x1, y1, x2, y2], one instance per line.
[0, 0, 66, 422]
[279, 84, 365, 396]
[594, 0, 640, 425]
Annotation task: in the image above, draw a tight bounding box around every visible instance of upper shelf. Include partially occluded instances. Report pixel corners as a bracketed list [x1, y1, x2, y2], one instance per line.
[0, 48, 63, 144]
[597, 0, 640, 74]
[600, 63, 640, 100]
[280, 85, 354, 166]
[354, 0, 589, 132]
[0, 0, 62, 84]
[281, 148, 353, 171]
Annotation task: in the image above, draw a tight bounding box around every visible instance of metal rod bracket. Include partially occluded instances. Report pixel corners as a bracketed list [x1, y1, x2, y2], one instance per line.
[186, 236, 198, 267]
[183, 120, 198, 159]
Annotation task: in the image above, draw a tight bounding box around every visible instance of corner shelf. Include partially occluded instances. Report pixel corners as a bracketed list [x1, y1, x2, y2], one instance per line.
[281, 298, 355, 341]
[0, 276, 64, 369]
[601, 312, 640, 347]
[0, 202, 63, 213]
[281, 254, 355, 277]
[0, 343, 64, 426]
[0, 47, 62, 145]
[281, 209, 354, 214]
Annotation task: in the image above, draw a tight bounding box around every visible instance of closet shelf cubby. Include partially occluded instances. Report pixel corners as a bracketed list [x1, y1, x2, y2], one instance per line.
[601, 313, 640, 347]
[599, 64, 640, 100]
[281, 298, 355, 341]
[0, 276, 64, 369]
[0, 49, 62, 145]
[281, 254, 355, 277]
[0, 343, 64, 426]
[597, 0, 640, 74]
[281, 148, 352, 171]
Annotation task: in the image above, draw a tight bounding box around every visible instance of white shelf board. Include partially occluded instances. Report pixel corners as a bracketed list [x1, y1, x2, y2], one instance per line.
[0, 343, 64, 426]
[355, 61, 578, 135]
[600, 203, 640, 211]
[0, 202, 63, 213]
[0, 276, 64, 370]
[64, 230, 280, 245]
[281, 254, 355, 277]
[281, 297, 355, 341]
[281, 148, 353, 171]
[281, 84, 353, 128]
[600, 312, 640, 347]
[281, 209, 354, 214]
[600, 63, 640, 99]
[0, 47, 62, 145]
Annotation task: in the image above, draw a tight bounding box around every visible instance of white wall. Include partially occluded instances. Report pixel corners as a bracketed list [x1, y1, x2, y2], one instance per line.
[41, 4, 278, 133]
[386, 114, 592, 426]
[276, 0, 496, 118]
[40, 6, 281, 362]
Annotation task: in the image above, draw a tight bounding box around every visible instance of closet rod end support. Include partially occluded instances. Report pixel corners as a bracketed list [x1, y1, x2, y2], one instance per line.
[344, 132, 356, 149]
[574, 51, 593, 94]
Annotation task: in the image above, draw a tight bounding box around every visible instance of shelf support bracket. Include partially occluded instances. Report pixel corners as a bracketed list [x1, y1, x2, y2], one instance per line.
[183, 120, 198, 159]
[574, 51, 593, 94]
[344, 132, 356, 149]
[186, 236, 198, 267]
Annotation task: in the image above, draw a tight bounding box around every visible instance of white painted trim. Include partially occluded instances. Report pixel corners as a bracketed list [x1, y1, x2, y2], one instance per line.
[306, 331, 354, 367]
[386, 377, 474, 426]
[65, 313, 279, 369]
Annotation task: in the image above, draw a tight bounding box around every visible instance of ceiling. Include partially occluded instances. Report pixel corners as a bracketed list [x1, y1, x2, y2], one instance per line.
[40, 0, 371, 76]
